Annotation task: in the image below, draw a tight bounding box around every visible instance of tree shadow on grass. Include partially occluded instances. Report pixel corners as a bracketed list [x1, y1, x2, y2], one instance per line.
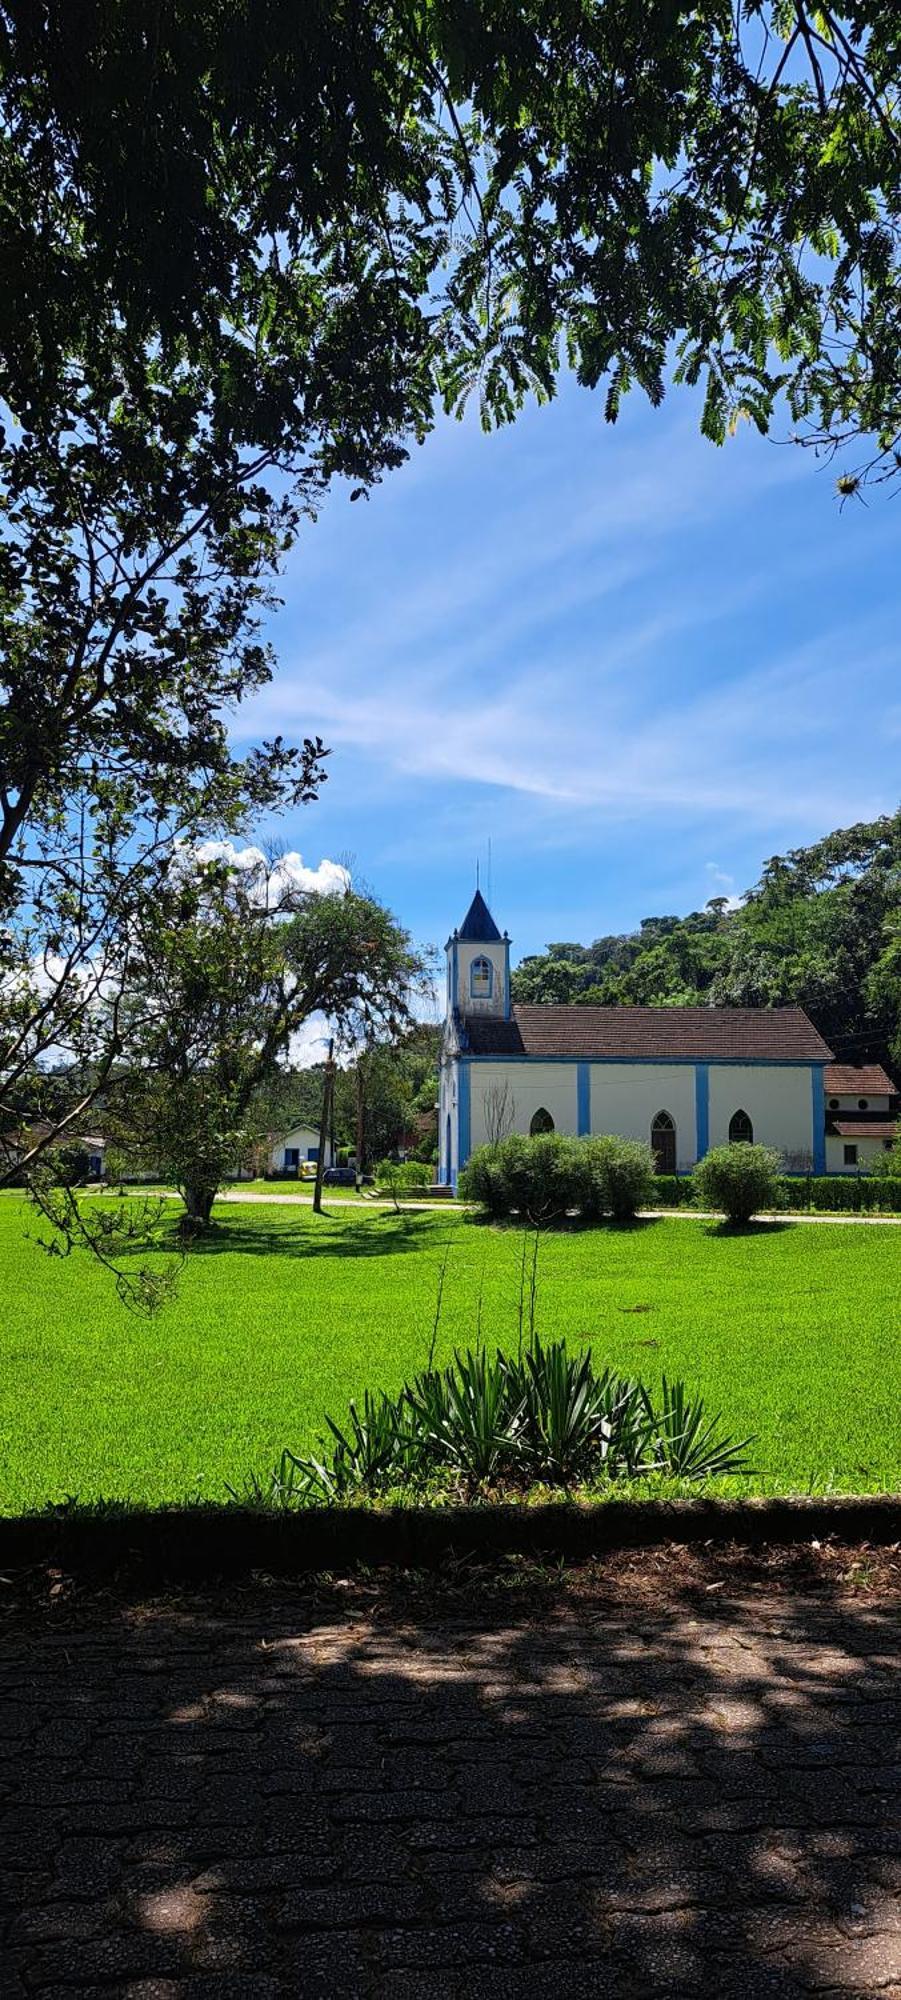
[164, 1214, 451, 1261]
[463, 1212, 667, 1236]
[2, 1555, 898, 1994]
[703, 1219, 795, 1239]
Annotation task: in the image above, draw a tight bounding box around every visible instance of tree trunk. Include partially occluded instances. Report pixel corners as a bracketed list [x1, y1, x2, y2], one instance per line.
[180, 1183, 217, 1233]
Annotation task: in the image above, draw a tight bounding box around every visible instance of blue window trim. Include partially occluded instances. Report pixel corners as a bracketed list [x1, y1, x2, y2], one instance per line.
[811, 1064, 826, 1174]
[577, 1061, 590, 1137]
[470, 955, 494, 999]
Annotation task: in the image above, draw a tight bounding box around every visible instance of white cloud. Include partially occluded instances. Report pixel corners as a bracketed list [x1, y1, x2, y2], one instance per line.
[188, 842, 349, 901]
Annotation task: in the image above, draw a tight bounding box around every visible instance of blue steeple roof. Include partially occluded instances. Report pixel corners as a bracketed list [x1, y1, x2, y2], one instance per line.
[458, 889, 502, 942]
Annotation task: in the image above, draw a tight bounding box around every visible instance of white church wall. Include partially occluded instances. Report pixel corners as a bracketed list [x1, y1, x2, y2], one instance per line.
[589, 1064, 697, 1167]
[468, 1062, 579, 1149]
[708, 1065, 813, 1162]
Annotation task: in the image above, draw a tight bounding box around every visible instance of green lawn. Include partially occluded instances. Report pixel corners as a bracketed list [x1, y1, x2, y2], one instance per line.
[1, 1194, 899, 1511]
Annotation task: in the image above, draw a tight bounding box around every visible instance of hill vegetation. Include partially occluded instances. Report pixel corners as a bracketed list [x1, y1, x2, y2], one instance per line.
[511, 813, 901, 1075]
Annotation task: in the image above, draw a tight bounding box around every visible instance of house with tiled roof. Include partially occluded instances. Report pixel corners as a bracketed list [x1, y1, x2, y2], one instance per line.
[439, 890, 837, 1186]
[824, 1063, 899, 1174]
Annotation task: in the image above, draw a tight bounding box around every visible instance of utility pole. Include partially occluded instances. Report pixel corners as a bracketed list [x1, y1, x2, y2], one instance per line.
[313, 1038, 335, 1216]
[355, 1056, 366, 1192]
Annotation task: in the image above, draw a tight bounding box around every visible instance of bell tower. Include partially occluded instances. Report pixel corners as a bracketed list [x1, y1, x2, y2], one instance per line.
[446, 889, 511, 1022]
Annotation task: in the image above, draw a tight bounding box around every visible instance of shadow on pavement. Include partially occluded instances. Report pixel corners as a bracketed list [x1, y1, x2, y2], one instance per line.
[1, 1557, 899, 1995]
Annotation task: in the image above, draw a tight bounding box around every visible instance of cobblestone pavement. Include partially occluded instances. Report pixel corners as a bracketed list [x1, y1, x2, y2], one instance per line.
[1, 1576, 899, 1996]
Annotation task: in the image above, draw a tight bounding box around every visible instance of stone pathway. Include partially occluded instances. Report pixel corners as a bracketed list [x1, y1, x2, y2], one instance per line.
[2, 1576, 900, 1995]
[146, 1186, 901, 1225]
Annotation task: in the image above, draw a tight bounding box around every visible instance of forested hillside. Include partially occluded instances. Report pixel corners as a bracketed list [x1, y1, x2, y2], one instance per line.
[511, 814, 901, 1074]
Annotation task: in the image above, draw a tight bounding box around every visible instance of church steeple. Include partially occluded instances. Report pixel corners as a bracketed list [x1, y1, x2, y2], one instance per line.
[458, 888, 502, 944]
[446, 889, 511, 1022]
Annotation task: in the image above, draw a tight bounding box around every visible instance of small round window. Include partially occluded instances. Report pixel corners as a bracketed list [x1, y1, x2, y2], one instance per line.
[858, 1098, 869, 1110]
[829, 1097, 839, 1109]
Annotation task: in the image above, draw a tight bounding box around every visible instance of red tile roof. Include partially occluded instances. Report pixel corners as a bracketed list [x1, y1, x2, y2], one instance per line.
[465, 1004, 832, 1062]
[831, 1120, 898, 1140]
[825, 1063, 897, 1097]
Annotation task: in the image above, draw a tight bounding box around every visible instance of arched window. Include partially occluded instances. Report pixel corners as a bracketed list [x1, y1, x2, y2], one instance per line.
[729, 1109, 754, 1144]
[470, 955, 493, 999]
[651, 1110, 676, 1174]
[529, 1107, 555, 1136]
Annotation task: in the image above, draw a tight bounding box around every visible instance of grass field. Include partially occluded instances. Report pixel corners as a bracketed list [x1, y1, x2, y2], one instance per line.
[1, 1193, 899, 1512]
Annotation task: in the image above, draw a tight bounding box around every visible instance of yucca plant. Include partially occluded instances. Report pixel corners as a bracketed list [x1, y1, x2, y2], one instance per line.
[509, 1336, 608, 1483]
[242, 1328, 754, 1507]
[323, 1390, 411, 1493]
[641, 1376, 753, 1480]
[591, 1367, 655, 1480]
[406, 1347, 524, 1487]
[272, 1390, 416, 1502]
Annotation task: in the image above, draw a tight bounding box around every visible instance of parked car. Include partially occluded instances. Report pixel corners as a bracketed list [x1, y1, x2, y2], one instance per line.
[323, 1166, 356, 1187]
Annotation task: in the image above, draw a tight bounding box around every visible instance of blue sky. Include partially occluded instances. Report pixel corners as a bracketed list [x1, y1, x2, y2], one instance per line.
[234, 376, 900, 972]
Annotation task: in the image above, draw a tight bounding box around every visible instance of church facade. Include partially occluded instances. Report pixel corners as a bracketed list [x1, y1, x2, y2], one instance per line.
[440, 890, 834, 1187]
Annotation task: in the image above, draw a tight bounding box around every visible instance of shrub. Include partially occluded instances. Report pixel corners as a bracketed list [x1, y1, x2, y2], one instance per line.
[459, 1132, 587, 1222]
[692, 1142, 782, 1223]
[459, 1131, 655, 1222]
[373, 1159, 432, 1210]
[375, 1159, 426, 1192]
[582, 1135, 656, 1221]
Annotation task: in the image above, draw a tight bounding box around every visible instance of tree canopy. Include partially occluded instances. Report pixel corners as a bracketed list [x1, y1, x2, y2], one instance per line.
[3, 2, 900, 488]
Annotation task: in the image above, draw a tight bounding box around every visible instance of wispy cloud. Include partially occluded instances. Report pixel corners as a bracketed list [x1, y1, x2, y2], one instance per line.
[230, 380, 900, 948]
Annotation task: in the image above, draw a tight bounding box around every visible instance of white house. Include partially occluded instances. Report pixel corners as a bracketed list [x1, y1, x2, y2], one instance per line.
[824, 1063, 898, 1173]
[439, 889, 836, 1186]
[1, 1122, 106, 1180]
[270, 1124, 333, 1174]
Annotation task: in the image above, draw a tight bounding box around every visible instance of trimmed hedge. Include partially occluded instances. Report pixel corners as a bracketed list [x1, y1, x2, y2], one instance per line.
[788, 1174, 901, 1214]
[648, 1175, 695, 1208]
[655, 1170, 901, 1216]
[655, 1171, 901, 1215]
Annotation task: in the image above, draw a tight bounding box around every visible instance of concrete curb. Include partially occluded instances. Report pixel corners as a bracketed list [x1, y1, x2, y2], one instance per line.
[1, 1494, 899, 1584]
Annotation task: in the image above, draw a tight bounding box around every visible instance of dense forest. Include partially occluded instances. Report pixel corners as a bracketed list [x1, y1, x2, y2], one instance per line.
[510, 813, 901, 1075]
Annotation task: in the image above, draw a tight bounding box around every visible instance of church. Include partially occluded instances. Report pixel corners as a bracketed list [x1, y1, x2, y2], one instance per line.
[440, 889, 836, 1187]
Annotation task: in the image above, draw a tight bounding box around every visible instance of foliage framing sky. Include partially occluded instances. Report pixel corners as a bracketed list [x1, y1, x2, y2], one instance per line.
[235, 377, 900, 970]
